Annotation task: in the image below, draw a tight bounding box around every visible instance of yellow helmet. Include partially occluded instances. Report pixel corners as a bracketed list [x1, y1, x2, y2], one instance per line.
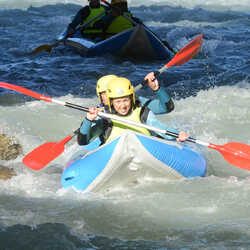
[96, 75, 118, 103]
[106, 77, 135, 111]
[111, 0, 127, 5]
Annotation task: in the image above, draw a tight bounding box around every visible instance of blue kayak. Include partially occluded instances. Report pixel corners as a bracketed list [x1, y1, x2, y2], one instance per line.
[62, 131, 207, 193]
[58, 24, 172, 60]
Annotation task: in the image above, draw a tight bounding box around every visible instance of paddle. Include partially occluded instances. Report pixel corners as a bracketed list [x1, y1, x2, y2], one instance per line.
[1, 82, 250, 171]
[23, 135, 73, 171]
[22, 128, 80, 170]
[134, 33, 203, 91]
[100, 0, 177, 54]
[31, 11, 106, 54]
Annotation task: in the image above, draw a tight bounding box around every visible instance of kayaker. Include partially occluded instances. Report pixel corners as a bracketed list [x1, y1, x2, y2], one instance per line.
[96, 73, 174, 114]
[65, 0, 108, 40]
[92, 0, 139, 38]
[78, 77, 188, 146]
[77, 72, 174, 146]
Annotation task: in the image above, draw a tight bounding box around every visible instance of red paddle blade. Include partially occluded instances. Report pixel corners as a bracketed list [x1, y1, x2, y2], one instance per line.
[209, 142, 250, 171]
[166, 34, 203, 68]
[22, 136, 72, 170]
[0, 82, 52, 102]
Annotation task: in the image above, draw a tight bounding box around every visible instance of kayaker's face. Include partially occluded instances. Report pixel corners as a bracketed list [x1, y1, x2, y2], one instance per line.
[100, 92, 108, 105]
[112, 96, 131, 116]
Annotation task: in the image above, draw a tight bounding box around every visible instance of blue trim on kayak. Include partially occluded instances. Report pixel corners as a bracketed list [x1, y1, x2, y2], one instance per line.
[136, 134, 207, 178]
[61, 137, 119, 191]
[62, 134, 206, 191]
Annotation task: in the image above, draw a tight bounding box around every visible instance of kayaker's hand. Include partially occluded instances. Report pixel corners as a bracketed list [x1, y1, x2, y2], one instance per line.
[176, 131, 189, 142]
[144, 72, 159, 91]
[86, 107, 98, 121]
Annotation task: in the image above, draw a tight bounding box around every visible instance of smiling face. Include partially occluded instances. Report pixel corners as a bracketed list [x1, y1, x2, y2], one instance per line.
[111, 96, 131, 116]
[106, 77, 135, 113]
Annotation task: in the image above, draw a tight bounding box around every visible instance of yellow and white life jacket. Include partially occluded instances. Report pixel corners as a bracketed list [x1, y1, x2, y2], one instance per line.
[105, 106, 150, 143]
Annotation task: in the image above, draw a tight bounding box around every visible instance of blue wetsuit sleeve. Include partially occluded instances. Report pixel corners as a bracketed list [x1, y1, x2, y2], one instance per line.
[80, 118, 92, 135]
[78, 118, 103, 145]
[145, 111, 179, 140]
[138, 87, 174, 115]
[78, 118, 91, 145]
[68, 6, 90, 30]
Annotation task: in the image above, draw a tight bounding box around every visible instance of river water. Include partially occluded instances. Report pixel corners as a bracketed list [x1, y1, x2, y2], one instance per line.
[0, 0, 250, 249]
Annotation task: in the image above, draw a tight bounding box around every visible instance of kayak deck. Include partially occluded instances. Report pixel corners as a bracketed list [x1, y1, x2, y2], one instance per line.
[62, 131, 206, 193]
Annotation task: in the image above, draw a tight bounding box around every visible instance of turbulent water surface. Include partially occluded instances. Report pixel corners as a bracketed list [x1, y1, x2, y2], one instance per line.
[0, 0, 250, 249]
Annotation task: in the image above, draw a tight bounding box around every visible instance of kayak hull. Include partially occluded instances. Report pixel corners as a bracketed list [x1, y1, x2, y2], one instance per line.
[62, 131, 207, 193]
[59, 24, 172, 60]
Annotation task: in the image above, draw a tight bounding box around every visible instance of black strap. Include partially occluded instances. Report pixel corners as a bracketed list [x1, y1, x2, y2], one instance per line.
[100, 119, 113, 145]
[140, 105, 150, 124]
[166, 99, 174, 113]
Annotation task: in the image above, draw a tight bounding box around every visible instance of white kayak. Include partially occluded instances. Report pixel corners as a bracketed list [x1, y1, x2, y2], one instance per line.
[61, 131, 207, 193]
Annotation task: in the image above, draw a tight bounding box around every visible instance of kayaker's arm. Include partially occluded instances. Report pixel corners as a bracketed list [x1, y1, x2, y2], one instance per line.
[138, 72, 174, 114]
[78, 115, 104, 146]
[138, 88, 174, 115]
[155, 87, 174, 113]
[78, 118, 92, 145]
[66, 6, 90, 34]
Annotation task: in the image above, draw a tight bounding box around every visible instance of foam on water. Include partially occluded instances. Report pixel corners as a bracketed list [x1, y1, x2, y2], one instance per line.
[0, 1, 250, 248]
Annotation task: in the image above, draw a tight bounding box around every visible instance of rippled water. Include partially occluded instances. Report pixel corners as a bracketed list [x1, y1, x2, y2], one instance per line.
[0, 1, 250, 249]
